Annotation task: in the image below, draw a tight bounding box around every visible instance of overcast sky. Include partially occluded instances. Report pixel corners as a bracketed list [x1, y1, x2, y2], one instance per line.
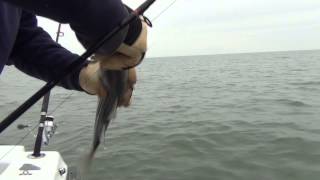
[38, 0, 320, 57]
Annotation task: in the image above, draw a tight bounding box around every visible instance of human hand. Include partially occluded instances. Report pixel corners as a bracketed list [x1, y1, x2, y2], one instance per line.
[79, 61, 137, 107]
[93, 21, 148, 70]
[79, 18, 147, 106]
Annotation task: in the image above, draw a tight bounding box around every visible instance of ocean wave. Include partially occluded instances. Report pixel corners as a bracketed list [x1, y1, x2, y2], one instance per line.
[275, 99, 310, 107]
[289, 81, 320, 86]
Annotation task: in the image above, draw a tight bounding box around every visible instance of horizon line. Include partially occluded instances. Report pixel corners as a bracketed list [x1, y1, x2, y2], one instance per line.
[146, 48, 320, 59]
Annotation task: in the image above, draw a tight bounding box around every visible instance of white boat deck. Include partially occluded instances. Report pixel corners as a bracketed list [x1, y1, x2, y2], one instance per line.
[0, 146, 67, 180]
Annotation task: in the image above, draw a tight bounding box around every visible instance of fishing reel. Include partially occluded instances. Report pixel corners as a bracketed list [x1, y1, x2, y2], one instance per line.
[41, 115, 57, 146]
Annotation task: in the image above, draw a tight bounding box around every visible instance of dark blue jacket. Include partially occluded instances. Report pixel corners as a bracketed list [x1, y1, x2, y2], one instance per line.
[0, 0, 130, 90]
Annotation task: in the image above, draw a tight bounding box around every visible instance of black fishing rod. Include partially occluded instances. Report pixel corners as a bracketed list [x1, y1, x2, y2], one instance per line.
[32, 24, 64, 157]
[0, 0, 157, 133]
[38, 23, 64, 118]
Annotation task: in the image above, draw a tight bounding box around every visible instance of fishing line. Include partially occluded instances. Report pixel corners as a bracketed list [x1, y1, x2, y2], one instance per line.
[47, 92, 74, 115]
[0, 123, 38, 161]
[146, 0, 180, 51]
[151, 0, 179, 21]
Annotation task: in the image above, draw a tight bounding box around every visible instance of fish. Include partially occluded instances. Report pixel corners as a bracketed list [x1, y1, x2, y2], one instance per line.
[82, 68, 129, 171]
[91, 69, 128, 156]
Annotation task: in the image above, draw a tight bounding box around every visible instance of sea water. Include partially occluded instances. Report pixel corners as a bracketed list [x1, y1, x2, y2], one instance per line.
[1, 50, 320, 180]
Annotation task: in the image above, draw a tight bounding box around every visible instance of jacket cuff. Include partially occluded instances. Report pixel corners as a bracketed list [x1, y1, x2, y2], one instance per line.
[123, 5, 143, 46]
[58, 60, 89, 91]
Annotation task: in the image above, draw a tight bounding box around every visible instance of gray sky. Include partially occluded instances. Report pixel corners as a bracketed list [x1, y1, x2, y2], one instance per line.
[38, 0, 320, 57]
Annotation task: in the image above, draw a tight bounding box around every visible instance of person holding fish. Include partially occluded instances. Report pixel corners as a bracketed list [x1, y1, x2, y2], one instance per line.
[0, 0, 147, 106]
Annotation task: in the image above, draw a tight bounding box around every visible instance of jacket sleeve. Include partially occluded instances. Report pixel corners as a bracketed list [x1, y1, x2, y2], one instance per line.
[3, 0, 131, 54]
[9, 11, 85, 91]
